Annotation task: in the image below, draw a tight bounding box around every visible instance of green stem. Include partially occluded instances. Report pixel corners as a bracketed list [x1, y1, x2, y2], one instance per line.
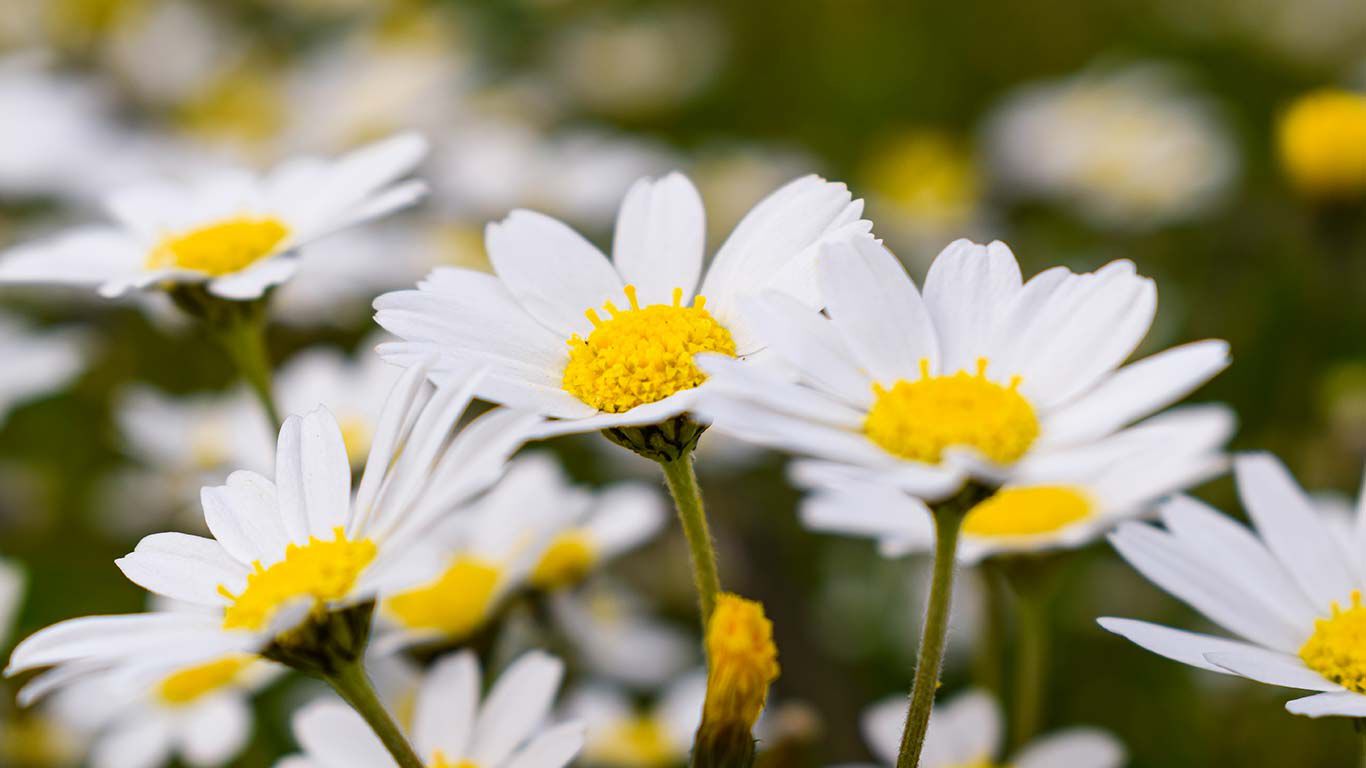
[325, 659, 425, 768]
[1355, 719, 1366, 768]
[896, 500, 966, 768]
[972, 564, 1008, 698]
[660, 449, 722, 623]
[1011, 589, 1048, 750]
[218, 311, 281, 429]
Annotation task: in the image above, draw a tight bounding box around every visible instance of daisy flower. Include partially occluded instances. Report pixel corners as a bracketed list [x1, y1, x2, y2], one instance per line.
[276, 338, 403, 467]
[845, 689, 1124, 768]
[0, 314, 85, 428]
[566, 672, 706, 768]
[799, 404, 1234, 562]
[1100, 453, 1366, 718]
[280, 650, 583, 768]
[0, 132, 427, 300]
[551, 581, 696, 689]
[377, 453, 663, 648]
[375, 171, 871, 438]
[697, 236, 1231, 502]
[7, 364, 539, 689]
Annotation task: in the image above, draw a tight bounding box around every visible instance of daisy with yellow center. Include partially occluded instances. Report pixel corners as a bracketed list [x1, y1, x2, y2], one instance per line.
[852, 689, 1124, 768]
[281, 651, 584, 768]
[0, 132, 427, 300]
[1103, 454, 1366, 719]
[568, 673, 707, 768]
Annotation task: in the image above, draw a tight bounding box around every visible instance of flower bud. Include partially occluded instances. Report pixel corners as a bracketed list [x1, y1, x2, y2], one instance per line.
[692, 593, 780, 768]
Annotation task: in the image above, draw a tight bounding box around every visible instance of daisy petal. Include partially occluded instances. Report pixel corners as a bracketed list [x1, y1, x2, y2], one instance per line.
[115, 533, 245, 606]
[502, 723, 585, 768]
[1014, 728, 1125, 768]
[1096, 617, 1272, 674]
[471, 652, 565, 765]
[412, 652, 479, 761]
[1204, 649, 1342, 691]
[1285, 692, 1366, 718]
[275, 408, 353, 541]
[612, 172, 705, 306]
[921, 240, 1022, 375]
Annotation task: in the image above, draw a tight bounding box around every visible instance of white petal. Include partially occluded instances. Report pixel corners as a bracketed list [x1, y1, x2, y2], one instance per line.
[292, 701, 395, 768]
[207, 257, 299, 300]
[612, 172, 705, 305]
[412, 652, 479, 761]
[531, 388, 703, 438]
[7, 613, 247, 676]
[91, 715, 173, 768]
[201, 471, 288, 567]
[799, 484, 932, 550]
[275, 408, 353, 542]
[858, 697, 906, 766]
[1204, 649, 1343, 691]
[697, 354, 866, 429]
[736, 293, 872, 408]
[1096, 617, 1274, 674]
[470, 651, 565, 766]
[920, 689, 1001, 768]
[501, 723, 585, 768]
[1014, 728, 1125, 768]
[1285, 692, 1366, 718]
[115, 533, 245, 606]
[180, 695, 252, 766]
[586, 484, 666, 559]
[921, 239, 1022, 375]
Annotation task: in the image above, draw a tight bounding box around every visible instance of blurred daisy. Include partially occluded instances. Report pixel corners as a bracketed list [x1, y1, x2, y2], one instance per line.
[376, 172, 870, 438]
[378, 453, 664, 648]
[0, 314, 85, 428]
[800, 405, 1233, 562]
[102, 0, 241, 110]
[551, 581, 695, 689]
[1101, 453, 1366, 718]
[280, 650, 583, 768]
[689, 144, 817, 245]
[271, 226, 437, 326]
[698, 237, 1230, 501]
[276, 340, 402, 466]
[984, 65, 1236, 229]
[859, 130, 985, 261]
[7, 365, 539, 687]
[1277, 89, 1366, 200]
[567, 672, 706, 767]
[847, 689, 1123, 768]
[0, 132, 427, 300]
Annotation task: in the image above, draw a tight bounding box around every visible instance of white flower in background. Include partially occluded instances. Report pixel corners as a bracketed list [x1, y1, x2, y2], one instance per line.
[800, 405, 1233, 562]
[845, 689, 1123, 768]
[551, 581, 695, 689]
[1101, 454, 1366, 718]
[567, 672, 706, 767]
[0, 559, 24, 648]
[7, 365, 539, 689]
[984, 65, 1236, 229]
[0, 314, 84, 428]
[276, 341, 402, 466]
[0, 133, 428, 300]
[697, 237, 1230, 502]
[280, 651, 583, 768]
[270, 224, 437, 326]
[378, 452, 664, 648]
[102, 0, 239, 108]
[377, 172, 871, 437]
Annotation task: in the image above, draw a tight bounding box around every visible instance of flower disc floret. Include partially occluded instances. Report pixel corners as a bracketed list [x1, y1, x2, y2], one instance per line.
[384, 556, 502, 639]
[154, 655, 255, 706]
[146, 217, 290, 276]
[218, 527, 376, 632]
[962, 486, 1094, 538]
[1300, 590, 1366, 694]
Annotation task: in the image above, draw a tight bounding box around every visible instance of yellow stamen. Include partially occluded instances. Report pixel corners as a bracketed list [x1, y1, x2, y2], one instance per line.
[384, 556, 502, 639]
[586, 715, 675, 767]
[1301, 590, 1366, 693]
[562, 285, 736, 414]
[430, 753, 479, 768]
[702, 593, 780, 730]
[864, 359, 1038, 465]
[962, 486, 1094, 539]
[218, 527, 376, 632]
[530, 531, 598, 591]
[154, 655, 255, 706]
[146, 217, 290, 277]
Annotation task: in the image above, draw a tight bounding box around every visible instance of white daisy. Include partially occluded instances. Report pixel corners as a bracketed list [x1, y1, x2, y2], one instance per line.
[1100, 453, 1366, 718]
[0, 132, 427, 300]
[843, 689, 1123, 768]
[280, 650, 583, 768]
[551, 581, 695, 689]
[799, 405, 1234, 562]
[375, 171, 871, 437]
[697, 236, 1230, 502]
[0, 314, 85, 428]
[377, 452, 664, 648]
[566, 672, 706, 767]
[7, 364, 539, 688]
[276, 339, 403, 467]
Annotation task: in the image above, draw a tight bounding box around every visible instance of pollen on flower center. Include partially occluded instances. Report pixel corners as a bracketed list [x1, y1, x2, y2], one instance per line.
[588, 716, 674, 767]
[530, 531, 597, 590]
[962, 486, 1094, 539]
[864, 358, 1039, 465]
[218, 527, 376, 632]
[154, 654, 255, 706]
[703, 593, 780, 730]
[1300, 590, 1366, 693]
[146, 216, 290, 277]
[384, 556, 502, 639]
[561, 285, 737, 414]
[430, 754, 479, 768]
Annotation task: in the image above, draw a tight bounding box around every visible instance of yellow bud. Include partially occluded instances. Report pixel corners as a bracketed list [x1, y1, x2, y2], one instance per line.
[703, 593, 780, 732]
[1277, 89, 1366, 200]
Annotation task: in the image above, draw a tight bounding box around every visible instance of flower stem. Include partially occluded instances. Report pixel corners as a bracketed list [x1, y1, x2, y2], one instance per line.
[218, 309, 282, 429]
[1355, 719, 1366, 768]
[972, 563, 1008, 697]
[1010, 588, 1048, 750]
[660, 448, 721, 623]
[325, 659, 425, 768]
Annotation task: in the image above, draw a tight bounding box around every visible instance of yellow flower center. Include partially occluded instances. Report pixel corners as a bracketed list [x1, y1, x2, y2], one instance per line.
[146, 217, 290, 277]
[530, 531, 598, 591]
[1278, 90, 1366, 199]
[949, 761, 1005, 768]
[176, 64, 286, 147]
[562, 285, 737, 414]
[1300, 590, 1366, 693]
[154, 654, 256, 706]
[962, 486, 1094, 539]
[384, 556, 502, 639]
[218, 527, 377, 632]
[864, 131, 978, 225]
[865, 359, 1038, 465]
[338, 414, 374, 468]
[587, 715, 675, 767]
[430, 754, 479, 768]
[703, 593, 780, 730]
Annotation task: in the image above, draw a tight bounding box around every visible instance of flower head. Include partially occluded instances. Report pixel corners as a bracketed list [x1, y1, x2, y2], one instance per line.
[568, 672, 706, 768]
[701, 594, 779, 735]
[1277, 89, 1366, 200]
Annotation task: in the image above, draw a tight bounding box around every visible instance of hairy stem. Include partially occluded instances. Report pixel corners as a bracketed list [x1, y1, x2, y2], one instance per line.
[325, 659, 425, 768]
[660, 449, 722, 623]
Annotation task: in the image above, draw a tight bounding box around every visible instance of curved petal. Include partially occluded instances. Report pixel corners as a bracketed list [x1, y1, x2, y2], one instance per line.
[921, 240, 1022, 375]
[115, 533, 245, 606]
[1286, 691, 1366, 718]
[470, 652, 565, 765]
[612, 172, 705, 305]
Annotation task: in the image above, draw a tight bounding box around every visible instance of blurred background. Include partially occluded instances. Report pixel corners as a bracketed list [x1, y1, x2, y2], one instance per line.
[0, 0, 1365, 766]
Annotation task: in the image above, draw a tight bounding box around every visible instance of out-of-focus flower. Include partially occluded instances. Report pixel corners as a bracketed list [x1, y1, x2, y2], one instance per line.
[376, 172, 870, 442]
[0, 133, 427, 300]
[567, 672, 706, 767]
[0, 709, 86, 767]
[103, 0, 240, 109]
[698, 238, 1230, 502]
[170, 58, 289, 163]
[0, 314, 85, 428]
[1159, 0, 1366, 70]
[850, 689, 1123, 768]
[552, 581, 695, 689]
[1277, 89, 1366, 200]
[689, 145, 818, 246]
[8, 366, 538, 689]
[984, 65, 1236, 229]
[280, 651, 583, 768]
[800, 405, 1233, 563]
[276, 341, 402, 467]
[860, 130, 984, 260]
[1102, 453, 1366, 719]
[550, 8, 723, 117]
